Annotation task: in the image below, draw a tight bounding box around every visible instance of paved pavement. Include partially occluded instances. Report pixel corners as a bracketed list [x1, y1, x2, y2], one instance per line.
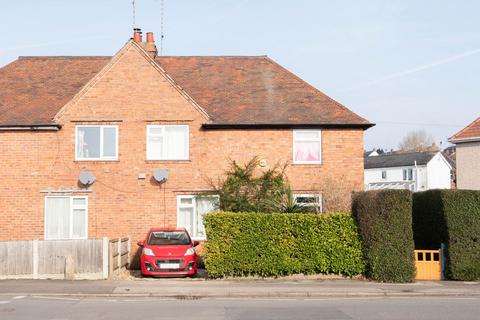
[0, 295, 479, 319]
[0, 279, 479, 298]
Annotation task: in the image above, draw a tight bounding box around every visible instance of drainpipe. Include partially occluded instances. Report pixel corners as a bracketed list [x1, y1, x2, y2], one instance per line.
[414, 160, 418, 191]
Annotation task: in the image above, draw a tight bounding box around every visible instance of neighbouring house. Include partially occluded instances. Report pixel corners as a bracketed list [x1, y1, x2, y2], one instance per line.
[449, 117, 480, 190]
[364, 151, 453, 191]
[0, 31, 372, 251]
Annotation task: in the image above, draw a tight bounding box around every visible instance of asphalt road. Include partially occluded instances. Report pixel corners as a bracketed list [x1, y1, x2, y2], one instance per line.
[0, 296, 479, 320]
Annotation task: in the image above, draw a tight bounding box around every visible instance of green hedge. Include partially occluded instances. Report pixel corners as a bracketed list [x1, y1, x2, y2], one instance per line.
[352, 190, 416, 283]
[413, 190, 480, 281]
[204, 212, 366, 278]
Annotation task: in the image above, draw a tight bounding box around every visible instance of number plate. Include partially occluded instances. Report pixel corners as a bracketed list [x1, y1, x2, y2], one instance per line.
[159, 263, 180, 269]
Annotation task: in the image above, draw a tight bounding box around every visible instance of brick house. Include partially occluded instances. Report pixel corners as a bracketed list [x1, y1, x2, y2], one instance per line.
[449, 117, 480, 190]
[0, 31, 372, 247]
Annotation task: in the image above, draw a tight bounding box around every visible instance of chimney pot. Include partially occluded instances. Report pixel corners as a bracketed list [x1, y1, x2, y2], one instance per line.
[133, 28, 142, 43]
[146, 32, 154, 43]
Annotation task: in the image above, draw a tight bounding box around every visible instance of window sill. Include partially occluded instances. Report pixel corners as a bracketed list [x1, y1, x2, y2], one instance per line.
[292, 162, 323, 167]
[146, 160, 192, 163]
[74, 160, 120, 163]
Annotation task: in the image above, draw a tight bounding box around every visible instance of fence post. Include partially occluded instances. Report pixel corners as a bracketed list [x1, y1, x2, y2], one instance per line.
[32, 239, 39, 279]
[102, 237, 109, 280]
[441, 242, 446, 280]
[117, 238, 121, 271]
[127, 236, 131, 268]
[108, 240, 113, 278]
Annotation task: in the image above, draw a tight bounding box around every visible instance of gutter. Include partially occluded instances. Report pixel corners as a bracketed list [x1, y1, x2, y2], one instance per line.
[202, 123, 375, 130]
[0, 124, 62, 131]
[449, 137, 480, 144]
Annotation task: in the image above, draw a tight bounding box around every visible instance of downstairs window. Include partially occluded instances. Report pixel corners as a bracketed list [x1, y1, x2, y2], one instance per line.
[177, 195, 219, 240]
[45, 196, 88, 240]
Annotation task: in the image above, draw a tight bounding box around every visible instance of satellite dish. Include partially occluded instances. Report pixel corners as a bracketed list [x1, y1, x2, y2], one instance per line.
[79, 171, 96, 186]
[153, 169, 169, 183]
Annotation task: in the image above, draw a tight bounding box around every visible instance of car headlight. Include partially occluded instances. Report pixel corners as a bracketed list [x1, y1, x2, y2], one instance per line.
[184, 247, 195, 256]
[142, 248, 154, 256]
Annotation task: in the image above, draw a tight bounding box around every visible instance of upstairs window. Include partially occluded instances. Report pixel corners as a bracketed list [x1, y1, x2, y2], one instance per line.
[147, 125, 189, 160]
[382, 170, 387, 179]
[76, 125, 118, 160]
[293, 130, 322, 164]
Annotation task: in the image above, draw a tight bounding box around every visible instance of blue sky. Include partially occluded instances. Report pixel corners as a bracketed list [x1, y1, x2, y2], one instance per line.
[1, 0, 478, 150]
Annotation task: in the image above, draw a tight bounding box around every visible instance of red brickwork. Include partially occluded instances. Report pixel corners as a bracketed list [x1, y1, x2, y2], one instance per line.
[0, 43, 365, 255]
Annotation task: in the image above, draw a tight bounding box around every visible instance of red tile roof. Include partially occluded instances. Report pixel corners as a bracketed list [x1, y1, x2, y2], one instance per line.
[156, 56, 371, 127]
[0, 56, 110, 126]
[0, 54, 372, 128]
[449, 117, 480, 142]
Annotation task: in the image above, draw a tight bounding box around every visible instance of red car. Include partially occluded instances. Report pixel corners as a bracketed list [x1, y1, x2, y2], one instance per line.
[137, 228, 199, 277]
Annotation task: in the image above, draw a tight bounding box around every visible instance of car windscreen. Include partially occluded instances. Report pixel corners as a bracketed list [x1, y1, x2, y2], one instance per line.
[147, 231, 191, 245]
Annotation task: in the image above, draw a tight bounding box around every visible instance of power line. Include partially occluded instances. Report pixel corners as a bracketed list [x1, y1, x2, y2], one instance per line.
[372, 120, 464, 128]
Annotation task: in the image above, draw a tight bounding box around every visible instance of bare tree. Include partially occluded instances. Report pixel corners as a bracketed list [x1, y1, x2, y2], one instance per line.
[398, 130, 438, 152]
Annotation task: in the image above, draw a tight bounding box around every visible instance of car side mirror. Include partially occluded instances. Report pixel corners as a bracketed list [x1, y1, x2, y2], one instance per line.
[193, 240, 200, 247]
[137, 241, 144, 247]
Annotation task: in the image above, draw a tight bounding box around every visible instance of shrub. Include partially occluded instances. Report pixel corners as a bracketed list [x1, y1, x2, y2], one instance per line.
[209, 158, 318, 213]
[413, 190, 480, 281]
[204, 212, 366, 278]
[352, 190, 416, 283]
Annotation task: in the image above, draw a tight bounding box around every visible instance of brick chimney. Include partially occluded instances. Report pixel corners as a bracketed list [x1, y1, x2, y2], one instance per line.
[133, 28, 142, 43]
[143, 32, 158, 59]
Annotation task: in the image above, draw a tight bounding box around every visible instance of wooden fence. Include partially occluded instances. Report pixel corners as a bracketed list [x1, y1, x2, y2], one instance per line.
[0, 237, 130, 280]
[109, 237, 131, 276]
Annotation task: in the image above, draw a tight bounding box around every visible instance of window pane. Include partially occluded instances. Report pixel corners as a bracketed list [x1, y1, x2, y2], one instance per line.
[180, 197, 193, 205]
[196, 197, 219, 238]
[163, 126, 188, 159]
[77, 127, 100, 158]
[295, 141, 320, 162]
[147, 133, 162, 160]
[296, 196, 318, 205]
[295, 131, 320, 140]
[45, 197, 70, 240]
[72, 198, 86, 207]
[178, 207, 194, 236]
[149, 127, 163, 135]
[102, 127, 117, 157]
[72, 209, 86, 238]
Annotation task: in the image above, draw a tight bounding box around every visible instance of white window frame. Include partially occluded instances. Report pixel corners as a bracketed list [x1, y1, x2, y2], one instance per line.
[146, 125, 189, 161]
[75, 125, 118, 161]
[176, 195, 219, 240]
[403, 168, 414, 181]
[294, 193, 323, 213]
[44, 196, 88, 240]
[293, 129, 322, 164]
